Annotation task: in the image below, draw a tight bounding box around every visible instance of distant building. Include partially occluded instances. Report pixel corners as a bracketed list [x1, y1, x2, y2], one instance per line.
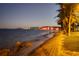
[39, 26, 61, 31]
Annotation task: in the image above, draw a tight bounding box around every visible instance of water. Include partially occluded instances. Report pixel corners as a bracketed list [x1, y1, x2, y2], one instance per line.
[0, 29, 50, 49]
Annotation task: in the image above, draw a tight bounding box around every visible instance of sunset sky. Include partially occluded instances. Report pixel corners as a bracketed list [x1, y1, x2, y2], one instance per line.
[0, 3, 60, 29]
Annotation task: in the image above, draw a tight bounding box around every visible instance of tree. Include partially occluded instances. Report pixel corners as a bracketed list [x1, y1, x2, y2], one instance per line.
[57, 3, 79, 36]
[57, 4, 67, 32]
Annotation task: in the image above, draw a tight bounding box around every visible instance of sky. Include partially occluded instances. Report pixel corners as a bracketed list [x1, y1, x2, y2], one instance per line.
[0, 3, 60, 29]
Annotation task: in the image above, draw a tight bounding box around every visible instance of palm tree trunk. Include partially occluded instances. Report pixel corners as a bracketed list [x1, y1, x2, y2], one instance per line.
[68, 13, 72, 36]
[68, 6, 73, 36]
[73, 23, 75, 31]
[68, 17, 71, 36]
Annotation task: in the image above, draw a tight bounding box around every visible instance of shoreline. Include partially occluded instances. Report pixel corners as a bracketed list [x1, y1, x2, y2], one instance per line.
[15, 32, 54, 56]
[0, 32, 54, 56]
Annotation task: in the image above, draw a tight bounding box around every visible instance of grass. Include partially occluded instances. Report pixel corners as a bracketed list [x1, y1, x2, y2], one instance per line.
[63, 36, 79, 52]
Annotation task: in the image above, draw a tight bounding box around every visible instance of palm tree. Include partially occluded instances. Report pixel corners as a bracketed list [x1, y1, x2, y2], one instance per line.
[73, 4, 79, 31]
[57, 3, 79, 36]
[57, 4, 67, 32]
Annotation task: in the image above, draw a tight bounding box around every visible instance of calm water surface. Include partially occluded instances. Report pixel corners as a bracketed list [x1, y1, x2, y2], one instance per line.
[0, 29, 50, 48]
